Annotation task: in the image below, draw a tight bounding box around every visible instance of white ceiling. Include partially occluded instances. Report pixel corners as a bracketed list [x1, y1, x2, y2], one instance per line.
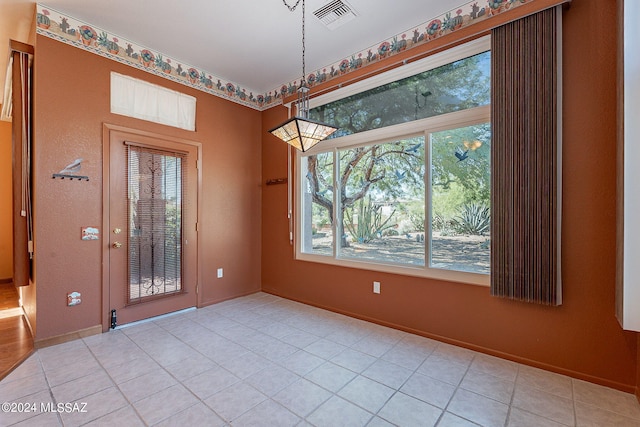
[1, 0, 462, 96]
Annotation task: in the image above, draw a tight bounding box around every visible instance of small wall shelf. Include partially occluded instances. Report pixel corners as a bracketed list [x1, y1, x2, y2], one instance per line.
[266, 178, 287, 186]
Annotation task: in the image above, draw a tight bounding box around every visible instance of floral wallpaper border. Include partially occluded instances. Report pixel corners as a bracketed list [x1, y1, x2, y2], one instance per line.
[36, 1, 533, 111]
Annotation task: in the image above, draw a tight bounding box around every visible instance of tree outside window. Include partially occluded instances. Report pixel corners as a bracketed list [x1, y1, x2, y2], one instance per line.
[300, 48, 491, 275]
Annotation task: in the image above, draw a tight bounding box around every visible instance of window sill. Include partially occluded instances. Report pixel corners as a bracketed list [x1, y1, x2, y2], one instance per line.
[295, 252, 490, 287]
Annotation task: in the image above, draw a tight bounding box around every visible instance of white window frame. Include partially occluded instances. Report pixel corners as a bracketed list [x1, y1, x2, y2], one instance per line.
[294, 36, 491, 287]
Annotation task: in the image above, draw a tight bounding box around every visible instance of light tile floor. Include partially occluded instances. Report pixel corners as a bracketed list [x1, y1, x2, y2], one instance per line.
[1, 292, 640, 426]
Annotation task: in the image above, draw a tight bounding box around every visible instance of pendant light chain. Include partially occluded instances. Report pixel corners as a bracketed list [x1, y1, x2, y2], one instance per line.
[281, 0, 302, 12]
[282, 0, 310, 118]
[281, 0, 306, 85]
[301, 0, 306, 85]
[298, 0, 310, 118]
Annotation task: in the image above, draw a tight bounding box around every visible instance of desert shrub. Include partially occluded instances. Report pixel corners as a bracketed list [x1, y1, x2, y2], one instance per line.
[453, 203, 490, 235]
[408, 212, 425, 232]
[344, 195, 396, 243]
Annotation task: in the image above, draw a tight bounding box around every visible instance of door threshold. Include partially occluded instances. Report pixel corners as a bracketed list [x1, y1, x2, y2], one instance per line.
[112, 307, 196, 330]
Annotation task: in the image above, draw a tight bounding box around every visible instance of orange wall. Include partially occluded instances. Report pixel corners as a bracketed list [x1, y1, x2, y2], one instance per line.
[0, 120, 12, 280]
[33, 35, 262, 340]
[262, 0, 638, 391]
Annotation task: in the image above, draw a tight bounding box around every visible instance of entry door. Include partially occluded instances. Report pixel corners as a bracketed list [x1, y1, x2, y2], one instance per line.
[108, 130, 198, 327]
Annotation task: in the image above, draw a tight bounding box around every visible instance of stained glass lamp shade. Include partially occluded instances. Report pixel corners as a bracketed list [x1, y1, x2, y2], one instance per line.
[269, 115, 338, 152]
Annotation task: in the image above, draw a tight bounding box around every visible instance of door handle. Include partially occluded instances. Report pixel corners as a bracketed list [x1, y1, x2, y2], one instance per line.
[112, 242, 123, 249]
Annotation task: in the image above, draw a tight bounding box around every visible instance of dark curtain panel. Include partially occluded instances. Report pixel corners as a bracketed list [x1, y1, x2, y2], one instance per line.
[10, 42, 34, 287]
[490, 7, 561, 305]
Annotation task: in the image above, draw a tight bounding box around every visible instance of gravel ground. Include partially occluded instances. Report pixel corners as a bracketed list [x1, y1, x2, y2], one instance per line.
[310, 231, 490, 274]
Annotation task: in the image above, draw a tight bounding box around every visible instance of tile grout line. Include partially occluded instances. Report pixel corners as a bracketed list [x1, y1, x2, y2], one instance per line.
[156, 304, 310, 425]
[83, 330, 149, 426]
[6, 293, 640, 426]
[502, 363, 521, 427]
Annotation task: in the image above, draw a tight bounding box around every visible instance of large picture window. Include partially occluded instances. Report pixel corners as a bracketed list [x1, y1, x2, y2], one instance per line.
[297, 37, 491, 284]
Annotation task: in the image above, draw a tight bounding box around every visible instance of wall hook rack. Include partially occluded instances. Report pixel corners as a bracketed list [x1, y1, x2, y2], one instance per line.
[52, 173, 89, 181]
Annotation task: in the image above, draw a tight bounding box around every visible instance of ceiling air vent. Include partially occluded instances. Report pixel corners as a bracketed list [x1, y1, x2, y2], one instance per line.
[313, 0, 357, 30]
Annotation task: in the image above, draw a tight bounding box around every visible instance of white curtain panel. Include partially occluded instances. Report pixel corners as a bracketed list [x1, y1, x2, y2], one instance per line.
[110, 72, 196, 131]
[0, 56, 13, 121]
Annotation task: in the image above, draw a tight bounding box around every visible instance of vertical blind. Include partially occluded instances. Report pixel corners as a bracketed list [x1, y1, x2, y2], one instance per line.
[126, 143, 186, 303]
[490, 7, 561, 305]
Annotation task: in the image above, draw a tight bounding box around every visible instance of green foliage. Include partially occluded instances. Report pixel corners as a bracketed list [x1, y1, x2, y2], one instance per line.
[340, 137, 425, 203]
[452, 203, 490, 235]
[344, 195, 396, 243]
[430, 123, 491, 205]
[304, 51, 492, 240]
[406, 201, 425, 232]
[431, 212, 458, 236]
[408, 213, 425, 232]
[310, 52, 490, 137]
[311, 201, 331, 227]
[431, 181, 466, 221]
[431, 212, 445, 231]
[307, 136, 425, 227]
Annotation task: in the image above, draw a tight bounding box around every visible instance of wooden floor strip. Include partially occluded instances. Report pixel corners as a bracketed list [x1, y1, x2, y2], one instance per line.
[0, 283, 34, 381]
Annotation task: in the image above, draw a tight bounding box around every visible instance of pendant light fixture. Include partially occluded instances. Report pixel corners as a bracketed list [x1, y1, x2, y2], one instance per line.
[269, 0, 338, 152]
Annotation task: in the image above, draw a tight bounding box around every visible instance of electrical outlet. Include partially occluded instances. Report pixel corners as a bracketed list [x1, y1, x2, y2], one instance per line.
[217, 268, 223, 278]
[373, 281, 381, 294]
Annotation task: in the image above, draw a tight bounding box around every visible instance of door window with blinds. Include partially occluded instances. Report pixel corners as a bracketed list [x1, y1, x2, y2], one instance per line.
[126, 143, 187, 303]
